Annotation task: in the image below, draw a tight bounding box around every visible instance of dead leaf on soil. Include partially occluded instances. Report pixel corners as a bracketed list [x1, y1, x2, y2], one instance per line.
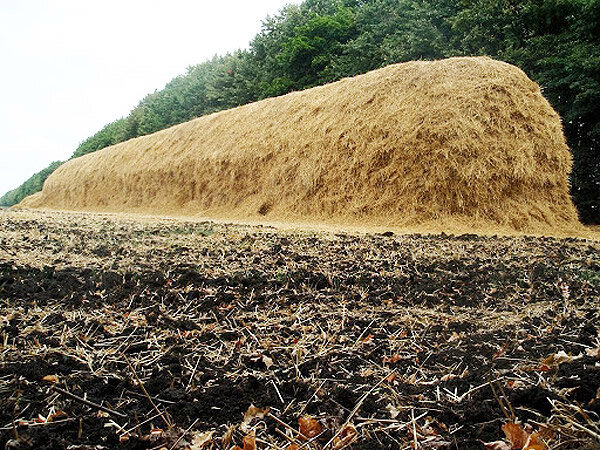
[586, 346, 600, 358]
[221, 425, 234, 447]
[298, 415, 322, 439]
[333, 424, 358, 450]
[501, 422, 548, 450]
[261, 354, 274, 369]
[542, 350, 582, 368]
[382, 354, 401, 364]
[523, 433, 548, 450]
[502, 422, 529, 449]
[231, 432, 257, 450]
[360, 333, 374, 343]
[189, 430, 214, 449]
[47, 410, 68, 422]
[385, 372, 398, 383]
[386, 403, 401, 419]
[241, 404, 269, 432]
[242, 431, 256, 450]
[505, 380, 526, 390]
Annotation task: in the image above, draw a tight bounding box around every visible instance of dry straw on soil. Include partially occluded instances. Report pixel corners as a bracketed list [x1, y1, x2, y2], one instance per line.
[22, 56, 583, 235]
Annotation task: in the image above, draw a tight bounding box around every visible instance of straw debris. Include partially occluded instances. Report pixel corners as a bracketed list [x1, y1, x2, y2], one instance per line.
[21, 57, 581, 235]
[0, 209, 598, 448]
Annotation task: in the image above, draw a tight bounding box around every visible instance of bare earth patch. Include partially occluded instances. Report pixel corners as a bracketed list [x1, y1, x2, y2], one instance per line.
[0, 210, 598, 449]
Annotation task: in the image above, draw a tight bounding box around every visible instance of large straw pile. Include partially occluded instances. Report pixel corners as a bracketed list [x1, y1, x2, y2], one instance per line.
[22, 57, 582, 234]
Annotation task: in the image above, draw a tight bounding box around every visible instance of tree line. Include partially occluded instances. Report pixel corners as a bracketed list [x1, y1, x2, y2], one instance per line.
[2, 0, 598, 222]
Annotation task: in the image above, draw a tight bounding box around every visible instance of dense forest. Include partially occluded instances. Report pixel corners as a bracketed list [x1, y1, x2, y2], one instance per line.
[2, 0, 598, 223]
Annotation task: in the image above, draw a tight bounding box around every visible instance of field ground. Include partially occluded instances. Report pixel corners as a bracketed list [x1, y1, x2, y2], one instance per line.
[0, 209, 599, 449]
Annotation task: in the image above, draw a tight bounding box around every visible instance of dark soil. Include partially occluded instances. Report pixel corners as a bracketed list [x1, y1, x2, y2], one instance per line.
[0, 210, 598, 449]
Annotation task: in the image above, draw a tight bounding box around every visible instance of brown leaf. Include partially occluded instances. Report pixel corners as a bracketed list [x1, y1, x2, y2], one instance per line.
[189, 430, 214, 449]
[523, 433, 548, 450]
[382, 354, 401, 364]
[241, 404, 269, 432]
[333, 424, 358, 450]
[182, 330, 200, 338]
[47, 410, 68, 422]
[361, 333, 374, 343]
[505, 380, 526, 390]
[261, 354, 274, 369]
[385, 372, 398, 383]
[502, 422, 529, 449]
[243, 431, 256, 450]
[221, 424, 235, 447]
[586, 346, 600, 358]
[235, 338, 244, 351]
[543, 350, 581, 368]
[298, 415, 322, 439]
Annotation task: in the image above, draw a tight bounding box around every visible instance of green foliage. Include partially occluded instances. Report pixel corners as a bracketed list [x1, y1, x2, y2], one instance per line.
[0, 161, 63, 207]
[249, 1, 358, 97]
[3, 0, 598, 222]
[276, 6, 357, 85]
[72, 119, 128, 158]
[448, 0, 600, 222]
[331, 0, 457, 77]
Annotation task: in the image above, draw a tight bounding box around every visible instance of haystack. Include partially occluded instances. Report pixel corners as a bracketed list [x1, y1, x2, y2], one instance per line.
[21, 56, 582, 234]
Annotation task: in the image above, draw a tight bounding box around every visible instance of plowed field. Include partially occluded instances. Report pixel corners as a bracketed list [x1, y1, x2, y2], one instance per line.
[0, 210, 598, 449]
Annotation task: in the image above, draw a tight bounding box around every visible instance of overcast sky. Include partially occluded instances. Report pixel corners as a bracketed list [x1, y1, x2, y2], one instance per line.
[0, 0, 297, 197]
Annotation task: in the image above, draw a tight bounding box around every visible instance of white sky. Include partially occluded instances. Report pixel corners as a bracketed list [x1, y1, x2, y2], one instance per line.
[0, 0, 297, 196]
